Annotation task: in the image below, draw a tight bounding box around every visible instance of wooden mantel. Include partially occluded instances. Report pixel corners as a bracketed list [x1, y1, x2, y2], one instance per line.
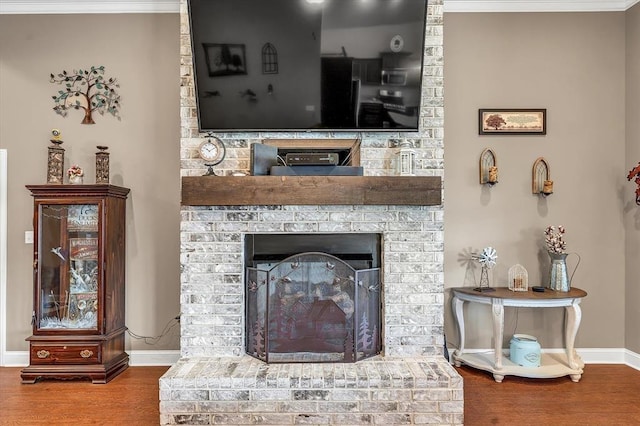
[181, 176, 442, 206]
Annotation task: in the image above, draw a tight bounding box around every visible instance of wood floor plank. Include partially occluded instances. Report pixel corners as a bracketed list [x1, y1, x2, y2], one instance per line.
[1, 364, 638, 425]
[459, 364, 640, 425]
[0, 366, 168, 425]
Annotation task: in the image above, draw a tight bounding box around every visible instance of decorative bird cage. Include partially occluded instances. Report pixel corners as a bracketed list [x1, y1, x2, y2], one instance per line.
[508, 264, 528, 292]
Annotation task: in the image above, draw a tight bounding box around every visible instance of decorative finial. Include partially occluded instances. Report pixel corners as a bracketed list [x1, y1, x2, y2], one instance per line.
[50, 129, 63, 145]
[95, 145, 110, 184]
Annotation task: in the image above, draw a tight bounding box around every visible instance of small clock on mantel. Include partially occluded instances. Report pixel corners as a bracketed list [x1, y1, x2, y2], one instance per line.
[198, 135, 226, 176]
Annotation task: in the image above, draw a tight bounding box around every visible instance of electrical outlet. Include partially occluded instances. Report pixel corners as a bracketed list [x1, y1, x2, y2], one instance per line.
[24, 231, 34, 244]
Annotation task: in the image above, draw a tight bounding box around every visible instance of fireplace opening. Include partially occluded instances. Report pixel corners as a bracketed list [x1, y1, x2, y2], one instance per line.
[244, 234, 382, 363]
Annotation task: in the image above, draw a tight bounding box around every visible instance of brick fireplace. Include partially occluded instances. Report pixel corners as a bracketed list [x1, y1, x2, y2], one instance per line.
[159, 0, 463, 424]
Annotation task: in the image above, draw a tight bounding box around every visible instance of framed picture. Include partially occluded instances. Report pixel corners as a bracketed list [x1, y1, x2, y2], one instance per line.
[67, 204, 98, 232]
[203, 43, 247, 77]
[479, 109, 546, 135]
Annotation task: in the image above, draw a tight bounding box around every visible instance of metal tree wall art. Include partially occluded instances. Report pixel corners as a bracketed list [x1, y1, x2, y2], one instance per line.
[50, 66, 121, 124]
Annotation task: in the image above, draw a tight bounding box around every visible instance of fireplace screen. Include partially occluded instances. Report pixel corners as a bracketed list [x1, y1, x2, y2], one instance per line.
[246, 252, 381, 363]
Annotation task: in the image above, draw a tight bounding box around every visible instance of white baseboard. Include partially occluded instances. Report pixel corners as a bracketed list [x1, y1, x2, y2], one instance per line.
[624, 348, 640, 370]
[2, 351, 27, 367]
[577, 348, 628, 364]
[128, 350, 180, 366]
[2, 350, 180, 367]
[3, 348, 639, 369]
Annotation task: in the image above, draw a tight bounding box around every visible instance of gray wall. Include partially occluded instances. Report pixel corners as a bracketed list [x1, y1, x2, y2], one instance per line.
[0, 14, 181, 351]
[443, 12, 627, 349]
[1, 8, 638, 355]
[626, 2, 640, 354]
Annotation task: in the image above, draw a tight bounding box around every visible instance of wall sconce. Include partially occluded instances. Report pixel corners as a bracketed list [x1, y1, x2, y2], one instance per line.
[479, 148, 498, 185]
[395, 140, 416, 176]
[267, 84, 274, 95]
[532, 157, 553, 196]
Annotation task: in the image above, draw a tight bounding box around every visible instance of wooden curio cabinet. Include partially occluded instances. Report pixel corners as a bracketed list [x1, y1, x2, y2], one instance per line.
[21, 185, 130, 384]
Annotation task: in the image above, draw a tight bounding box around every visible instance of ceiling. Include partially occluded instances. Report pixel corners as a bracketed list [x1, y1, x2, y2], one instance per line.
[0, 0, 638, 14]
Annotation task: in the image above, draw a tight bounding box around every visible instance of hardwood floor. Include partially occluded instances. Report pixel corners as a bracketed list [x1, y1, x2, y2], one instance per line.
[461, 364, 640, 425]
[0, 364, 639, 425]
[0, 366, 169, 425]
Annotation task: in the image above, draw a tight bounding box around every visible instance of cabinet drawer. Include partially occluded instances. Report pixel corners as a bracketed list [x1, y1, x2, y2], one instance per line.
[30, 343, 101, 364]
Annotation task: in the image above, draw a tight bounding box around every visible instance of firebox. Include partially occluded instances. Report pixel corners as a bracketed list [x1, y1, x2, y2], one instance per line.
[244, 234, 382, 363]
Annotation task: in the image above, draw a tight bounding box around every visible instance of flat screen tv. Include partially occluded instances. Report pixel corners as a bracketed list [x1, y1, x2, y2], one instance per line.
[188, 0, 428, 132]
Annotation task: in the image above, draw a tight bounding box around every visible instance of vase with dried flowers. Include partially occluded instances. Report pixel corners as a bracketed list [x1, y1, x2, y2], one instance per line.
[544, 225, 579, 291]
[67, 165, 84, 184]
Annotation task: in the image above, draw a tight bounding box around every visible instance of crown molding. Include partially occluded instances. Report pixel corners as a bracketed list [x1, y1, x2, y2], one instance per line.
[0, 0, 179, 14]
[0, 0, 637, 14]
[444, 0, 639, 12]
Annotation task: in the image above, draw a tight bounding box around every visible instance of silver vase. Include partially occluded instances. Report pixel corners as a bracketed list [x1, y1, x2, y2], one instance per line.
[548, 252, 580, 292]
[548, 253, 569, 291]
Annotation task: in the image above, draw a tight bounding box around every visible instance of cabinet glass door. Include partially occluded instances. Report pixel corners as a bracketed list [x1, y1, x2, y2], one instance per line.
[38, 203, 99, 331]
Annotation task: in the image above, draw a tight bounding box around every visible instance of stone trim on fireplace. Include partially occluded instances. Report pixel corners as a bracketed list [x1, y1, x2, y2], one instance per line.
[178, 204, 444, 358]
[162, 0, 464, 423]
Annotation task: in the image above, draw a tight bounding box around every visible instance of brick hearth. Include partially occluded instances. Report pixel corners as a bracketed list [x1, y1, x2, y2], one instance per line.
[160, 357, 462, 425]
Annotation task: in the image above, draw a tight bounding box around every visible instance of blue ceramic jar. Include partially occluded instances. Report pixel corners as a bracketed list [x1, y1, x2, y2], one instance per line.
[509, 334, 541, 367]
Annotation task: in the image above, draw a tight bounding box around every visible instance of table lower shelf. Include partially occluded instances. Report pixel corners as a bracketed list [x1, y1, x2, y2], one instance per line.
[453, 350, 584, 383]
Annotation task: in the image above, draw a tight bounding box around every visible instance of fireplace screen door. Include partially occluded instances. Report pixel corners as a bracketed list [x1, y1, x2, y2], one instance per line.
[246, 252, 381, 363]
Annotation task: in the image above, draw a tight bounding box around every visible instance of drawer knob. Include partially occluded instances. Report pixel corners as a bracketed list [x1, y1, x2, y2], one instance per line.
[36, 350, 50, 359]
[80, 349, 94, 358]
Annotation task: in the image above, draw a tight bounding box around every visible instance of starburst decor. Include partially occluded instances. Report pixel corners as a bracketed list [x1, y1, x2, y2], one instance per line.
[475, 247, 497, 268]
[473, 246, 497, 292]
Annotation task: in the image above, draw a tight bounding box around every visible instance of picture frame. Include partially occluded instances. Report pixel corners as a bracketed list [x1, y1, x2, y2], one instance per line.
[67, 204, 98, 232]
[479, 109, 546, 135]
[203, 43, 247, 77]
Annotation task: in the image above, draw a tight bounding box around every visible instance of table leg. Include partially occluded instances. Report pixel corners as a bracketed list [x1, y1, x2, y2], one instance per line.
[452, 295, 465, 366]
[491, 299, 504, 371]
[564, 301, 582, 370]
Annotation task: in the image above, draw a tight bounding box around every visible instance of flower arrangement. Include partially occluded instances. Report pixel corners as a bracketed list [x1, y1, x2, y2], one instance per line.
[544, 225, 566, 254]
[627, 161, 640, 205]
[67, 165, 84, 178]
